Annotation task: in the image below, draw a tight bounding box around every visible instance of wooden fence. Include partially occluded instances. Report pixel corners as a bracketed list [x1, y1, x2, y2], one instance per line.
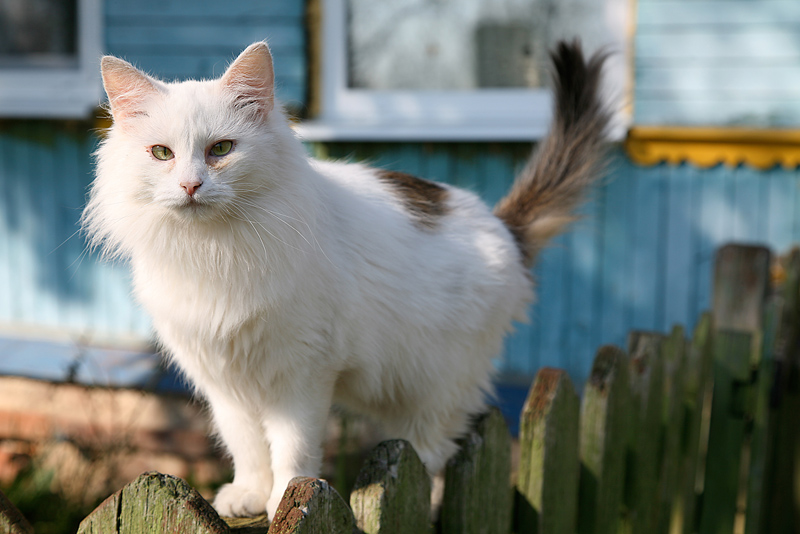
[2, 243, 799, 534]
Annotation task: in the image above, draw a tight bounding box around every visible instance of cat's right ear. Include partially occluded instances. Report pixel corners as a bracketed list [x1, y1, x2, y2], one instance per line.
[100, 56, 161, 123]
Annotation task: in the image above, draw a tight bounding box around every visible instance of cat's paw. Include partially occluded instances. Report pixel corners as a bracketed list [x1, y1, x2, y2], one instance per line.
[213, 483, 268, 517]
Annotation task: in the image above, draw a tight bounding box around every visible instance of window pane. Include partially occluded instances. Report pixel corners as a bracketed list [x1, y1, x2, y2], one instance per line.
[0, 0, 78, 67]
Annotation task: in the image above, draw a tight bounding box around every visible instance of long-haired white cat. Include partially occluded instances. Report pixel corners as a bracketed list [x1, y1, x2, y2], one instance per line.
[83, 40, 609, 518]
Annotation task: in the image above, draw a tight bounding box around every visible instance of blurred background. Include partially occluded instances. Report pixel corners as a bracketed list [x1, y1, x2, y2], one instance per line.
[1, 0, 799, 531]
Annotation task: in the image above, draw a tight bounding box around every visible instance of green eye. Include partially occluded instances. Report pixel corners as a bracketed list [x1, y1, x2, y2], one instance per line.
[151, 145, 173, 160]
[210, 140, 233, 157]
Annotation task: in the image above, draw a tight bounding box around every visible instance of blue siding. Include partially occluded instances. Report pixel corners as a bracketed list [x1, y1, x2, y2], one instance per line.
[636, 0, 800, 126]
[105, 0, 307, 108]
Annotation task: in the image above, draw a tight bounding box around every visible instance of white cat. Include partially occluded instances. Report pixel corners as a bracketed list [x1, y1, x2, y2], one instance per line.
[83, 40, 609, 518]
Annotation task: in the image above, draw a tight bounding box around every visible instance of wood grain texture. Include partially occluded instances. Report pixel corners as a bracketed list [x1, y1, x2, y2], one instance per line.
[77, 472, 230, 534]
[440, 408, 512, 534]
[0, 488, 33, 534]
[267, 477, 354, 534]
[350, 440, 431, 534]
[516, 368, 580, 534]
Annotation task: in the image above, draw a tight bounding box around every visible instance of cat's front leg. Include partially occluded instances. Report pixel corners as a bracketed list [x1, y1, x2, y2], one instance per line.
[262, 386, 333, 518]
[206, 393, 274, 517]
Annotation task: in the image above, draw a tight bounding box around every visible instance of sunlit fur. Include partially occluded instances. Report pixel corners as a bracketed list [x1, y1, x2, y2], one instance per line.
[83, 41, 608, 518]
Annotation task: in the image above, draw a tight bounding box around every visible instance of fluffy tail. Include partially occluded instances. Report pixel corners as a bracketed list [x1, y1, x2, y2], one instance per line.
[494, 40, 611, 267]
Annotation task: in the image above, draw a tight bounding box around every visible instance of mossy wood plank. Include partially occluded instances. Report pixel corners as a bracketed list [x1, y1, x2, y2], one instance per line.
[699, 330, 753, 534]
[624, 332, 665, 534]
[765, 247, 800, 534]
[440, 408, 512, 534]
[679, 313, 714, 534]
[0, 488, 33, 534]
[745, 296, 780, 534]
[516, 368, 580, 534]
[350, 439, 431, 534]
[77, 472, 230, 534]
[656, 326, 688, 534]
[267, 477, 354, 534]
[577, 345, 630, 534]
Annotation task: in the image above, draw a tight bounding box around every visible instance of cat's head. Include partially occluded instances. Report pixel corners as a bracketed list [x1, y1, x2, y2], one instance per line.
[96, 42, 293, 223]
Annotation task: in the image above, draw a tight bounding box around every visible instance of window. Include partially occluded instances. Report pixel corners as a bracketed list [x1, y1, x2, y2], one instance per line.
[0, 0, 103, 118]
[298, 0, 630, 141]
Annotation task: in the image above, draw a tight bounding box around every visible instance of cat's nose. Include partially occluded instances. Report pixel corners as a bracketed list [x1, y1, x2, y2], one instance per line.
[180, 180, 202, 196]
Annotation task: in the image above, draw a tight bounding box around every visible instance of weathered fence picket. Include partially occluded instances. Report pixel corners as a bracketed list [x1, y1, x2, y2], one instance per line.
[439, 408, 512, 534]
[349, 439, 430, 534]
[516, 368, 579, 534]
[624, 331, 665, 534]
[0, 489, 32, 534]
[5, 242, 800, 534]
[577, 345, 629, 534]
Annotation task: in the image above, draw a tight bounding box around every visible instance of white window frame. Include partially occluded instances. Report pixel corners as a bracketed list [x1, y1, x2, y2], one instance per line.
[0, 0, 104, 119]
[296, 0, 630, 142]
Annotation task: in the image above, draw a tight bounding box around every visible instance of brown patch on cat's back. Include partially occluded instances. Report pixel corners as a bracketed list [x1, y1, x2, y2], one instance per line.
[376, 170, 450, 230]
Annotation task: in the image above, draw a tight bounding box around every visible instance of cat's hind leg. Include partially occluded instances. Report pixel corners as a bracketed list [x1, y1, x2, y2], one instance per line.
[207, 395, 274, 517]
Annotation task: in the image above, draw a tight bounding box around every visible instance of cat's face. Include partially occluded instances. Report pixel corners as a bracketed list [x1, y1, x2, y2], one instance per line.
[100, 43, 277, 221]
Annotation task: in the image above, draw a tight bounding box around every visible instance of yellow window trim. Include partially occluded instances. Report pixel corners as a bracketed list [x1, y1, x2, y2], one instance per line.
[625, 126, 800, 170]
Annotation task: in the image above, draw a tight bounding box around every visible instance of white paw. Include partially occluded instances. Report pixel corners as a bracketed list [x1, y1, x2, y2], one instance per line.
[213, 483, 268, 517]
[266, 492, 285, 520]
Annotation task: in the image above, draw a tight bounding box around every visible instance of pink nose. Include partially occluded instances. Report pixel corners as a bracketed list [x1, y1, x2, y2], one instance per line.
[180, 180, 202, 196]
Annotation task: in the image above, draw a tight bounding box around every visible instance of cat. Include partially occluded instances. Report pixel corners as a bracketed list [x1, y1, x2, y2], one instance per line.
[82, 39, 610, 518]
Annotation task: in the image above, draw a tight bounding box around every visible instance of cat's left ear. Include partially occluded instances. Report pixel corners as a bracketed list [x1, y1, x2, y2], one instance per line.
[221, 42, 275, 119]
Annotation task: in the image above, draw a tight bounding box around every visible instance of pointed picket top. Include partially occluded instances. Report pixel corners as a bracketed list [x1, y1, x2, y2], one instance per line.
[0, 488, 33, 534]
[77, 472, 230, 534]
[578, 345, 630, 534]
[516, 367, 580, 534]
[350, 439, 431, 534]
[440, 408, 512, 534]
[624, 331, 665, 534]
[267, 477, 354, 534]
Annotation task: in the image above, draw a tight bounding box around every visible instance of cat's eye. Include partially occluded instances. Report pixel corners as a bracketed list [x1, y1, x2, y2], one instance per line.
[151, 145, 173, 161]
[210, 140, 233, 157]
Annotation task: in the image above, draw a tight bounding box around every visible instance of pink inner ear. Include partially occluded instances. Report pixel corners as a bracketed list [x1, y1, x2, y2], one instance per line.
[221, 42, 275, 117]
[101, 57, 160, 120]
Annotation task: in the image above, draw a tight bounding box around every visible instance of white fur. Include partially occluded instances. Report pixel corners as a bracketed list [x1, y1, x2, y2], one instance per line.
[84, 43, 533, 518]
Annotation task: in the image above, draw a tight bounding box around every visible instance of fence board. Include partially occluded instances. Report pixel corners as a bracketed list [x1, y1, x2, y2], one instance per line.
[77, 472, 230, 534]
[0, 488, 33, 534]
[657, 326, 688, 534]
[577, 345, 630, 534]
[516, 368, 580, 534]
[624, 332, 666, 534]
[763, 247, 800, 534]
[268, 477, 354, 534]
[679, 313, 714, 534]
[440, 408, 512, 534]
[350, 440, 431, 534]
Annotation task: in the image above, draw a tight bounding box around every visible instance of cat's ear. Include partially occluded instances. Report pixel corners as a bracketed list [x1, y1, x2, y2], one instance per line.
[221, 42, 275, 119]
[101, 56, 162, 122]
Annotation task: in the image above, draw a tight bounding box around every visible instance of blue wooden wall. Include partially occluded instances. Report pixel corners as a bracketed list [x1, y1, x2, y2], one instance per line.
[636, 0, 800, 126]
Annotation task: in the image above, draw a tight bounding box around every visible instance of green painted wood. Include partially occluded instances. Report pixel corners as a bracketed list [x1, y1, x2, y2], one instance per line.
[577, 345, 630, 534]
[656, 326, 688, 534]
[267, 477, 354, 534]
[700, 244, 772, 534]
[350, 439, 431, 534]
[678, 313, 714, 534]
[0, 488, 33, 534]
[699, 330, 753, 534]
[77, 472, 230, 534]
[516, 368, 580, 534]
[744, 295, 780, 534]
[624, 331, 666, 534]
[762, 248, 800, 534]
[440, 408, 512, 534]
